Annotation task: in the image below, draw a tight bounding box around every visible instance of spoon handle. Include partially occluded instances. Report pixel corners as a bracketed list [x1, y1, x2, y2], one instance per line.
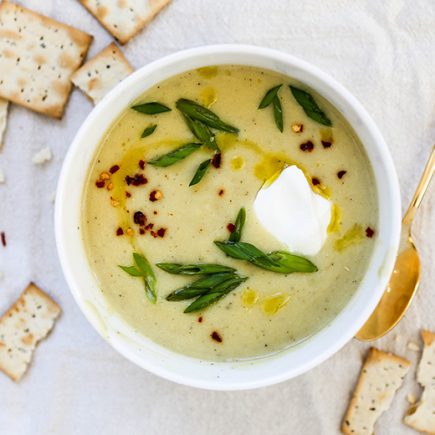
[403, 145, 435, 226]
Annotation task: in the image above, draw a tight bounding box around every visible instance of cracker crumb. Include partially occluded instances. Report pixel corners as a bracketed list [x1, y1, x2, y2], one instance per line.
[32, 147, 52, 165]
[407, 341, 420, 352]
[407, 393, 417, 404]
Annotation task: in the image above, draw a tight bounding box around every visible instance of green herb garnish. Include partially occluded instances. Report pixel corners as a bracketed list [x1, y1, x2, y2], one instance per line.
[119, 253, 157, 303]
[183, 115, 219, 151]
[156, 263, 236, 275]
[132, 102, 171, 115]
[159, 263, 247, 313]
[229, 207, 246, 243]
[141, 124, 157, 138]
[258, 85, 283, 132]
[258, 84, 282, 109]
[148, 142, 202, 167]
[214, 241, 317, 274]
[189, 158, 211, 186]
[166, 272, 236, 301]
[183, 275, 248, 313]
[176, 98, 239, 133]
[273, 96, 283, 132]
[289, 85, 332, 126]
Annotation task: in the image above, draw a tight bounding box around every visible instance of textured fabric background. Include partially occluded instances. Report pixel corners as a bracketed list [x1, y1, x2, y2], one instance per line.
[0, 1, 434, 434]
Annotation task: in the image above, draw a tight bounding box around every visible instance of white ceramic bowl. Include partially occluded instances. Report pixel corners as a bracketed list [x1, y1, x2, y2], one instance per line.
[55, 44, 401, 390]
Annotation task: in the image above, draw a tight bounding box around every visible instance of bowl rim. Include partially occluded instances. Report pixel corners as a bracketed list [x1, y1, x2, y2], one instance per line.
[55, 44, 401, 391]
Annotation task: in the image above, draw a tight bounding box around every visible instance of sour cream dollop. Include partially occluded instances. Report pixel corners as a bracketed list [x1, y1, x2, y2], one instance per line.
[254, 166, 332, 256]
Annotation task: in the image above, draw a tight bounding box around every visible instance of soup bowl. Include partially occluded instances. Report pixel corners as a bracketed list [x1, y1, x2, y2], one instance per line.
[55, 44, 401, 390]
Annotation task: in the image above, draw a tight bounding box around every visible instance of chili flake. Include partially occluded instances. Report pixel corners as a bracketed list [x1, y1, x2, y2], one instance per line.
[366, 227, 375, 238]
[311, 177, 320, 186]
[95, 180, 105, 188]
[133, 211, 146, 226]
[157, 228, 166, 238]
[211, 331, 223, 343]
[125, 174, 147, 186]
[227, 223, 236, 233]
[149, 190, 162, 202]
[138, 160, 145, 170]
[211, 153, 222, 168]
[198, 316, 203, 323]
[109, 165, 120, 174]
[139, 228, 145, 235]
[1, 231, 6, 247]
[291, 123, 304, 133]
[300, 141, 314, 152]
[218, 189, 225, 196]
[337, 170, 347, 179]
[321, 140, 332, 148]
[116, 227, 124, 236]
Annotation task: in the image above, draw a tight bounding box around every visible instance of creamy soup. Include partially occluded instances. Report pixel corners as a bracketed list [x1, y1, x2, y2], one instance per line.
[82, 65, 378, 361]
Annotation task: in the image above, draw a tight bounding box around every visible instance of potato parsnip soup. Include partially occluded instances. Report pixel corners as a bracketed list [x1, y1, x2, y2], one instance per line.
[82, 65, 378, 361]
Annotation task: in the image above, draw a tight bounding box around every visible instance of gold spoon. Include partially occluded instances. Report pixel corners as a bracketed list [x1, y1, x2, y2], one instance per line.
[356, 145, 435, 341]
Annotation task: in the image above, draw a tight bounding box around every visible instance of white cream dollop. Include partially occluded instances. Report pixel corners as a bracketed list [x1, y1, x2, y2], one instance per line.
[253, 166, 332, 256]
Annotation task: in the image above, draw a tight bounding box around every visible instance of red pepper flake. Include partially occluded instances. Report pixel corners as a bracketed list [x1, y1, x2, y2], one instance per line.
[150, 231, 158, 238]
[116, 227, 124, 236]
[227, 223, 236, 233]
[125, 174, 147, 186]
[145, 223, 154, 230]
[149, 190, 162, 202]
[138, 160, 145, 170]
[311, 177, 320, 186]
[139, 228, 145, 235]
[211, 153, 222, 168]
[1, 231, 6, 247]
[125, 191, 131, 198]
[218, 189, 225, 196]
[300, 141, 314, 152]
[133, 211, 146, 226]
[366, 227, 375, 238]
[157, 228, 166, 238]
[211, 331, 222, 343]
[198, 316, 203, 323]
[153, 210, 158, 215]
[95, 180, 105, 188]
[109, 164, 120, 174]
[337, 170, 347, 179]
[321, 140, 332, 148]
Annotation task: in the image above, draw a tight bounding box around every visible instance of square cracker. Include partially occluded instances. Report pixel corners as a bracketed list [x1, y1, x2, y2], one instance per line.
[79, 0, 171, 44]
[0, 98, 8, 149]
[404, 330, 435, 434]
[342, 347, 410, 435]
[0, 283, 61, 382]
[71, 42, 133, 104]
[0, 3, 93, 118]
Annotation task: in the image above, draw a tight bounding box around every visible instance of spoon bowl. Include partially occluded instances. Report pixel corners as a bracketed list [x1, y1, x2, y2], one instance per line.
[357, 146, 434, 341]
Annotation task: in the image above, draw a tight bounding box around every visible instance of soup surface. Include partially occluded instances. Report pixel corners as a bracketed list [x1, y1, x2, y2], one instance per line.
[82, 65, 378, 361]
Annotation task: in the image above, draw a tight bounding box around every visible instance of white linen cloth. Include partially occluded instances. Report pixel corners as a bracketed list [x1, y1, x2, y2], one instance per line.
[0, 1, 434, 433]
